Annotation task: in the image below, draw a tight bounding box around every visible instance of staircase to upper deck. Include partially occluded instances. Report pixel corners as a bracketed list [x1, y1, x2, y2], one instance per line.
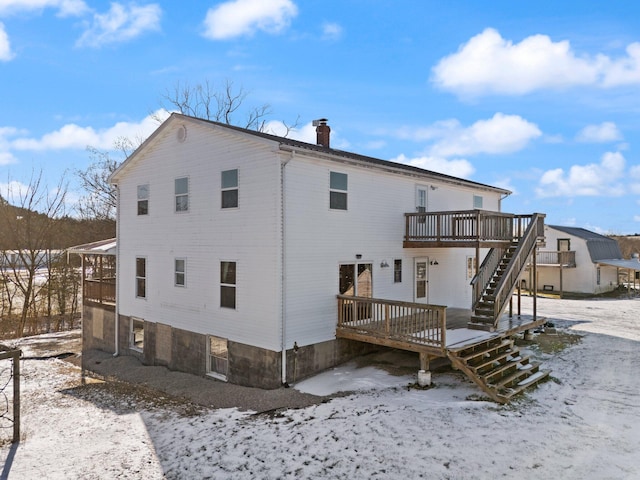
[468, 213, 545, 331]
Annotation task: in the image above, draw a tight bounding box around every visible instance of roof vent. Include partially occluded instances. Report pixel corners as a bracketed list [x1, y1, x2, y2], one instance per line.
[177, 124, 187, 143]
[313, 118, 330, 148]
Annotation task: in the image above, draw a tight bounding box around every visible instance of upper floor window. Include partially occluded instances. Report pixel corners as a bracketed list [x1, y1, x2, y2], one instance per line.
[175, 177, 189, 212]
[175, 258, 186, 287]
[330, 171, 348, 210]
[473, 195, 483, 209]
[221, 169, 238, 209]
[220, 261, 236, 309]
[137, 184, 149, 215]
[135, 257, 146, 298]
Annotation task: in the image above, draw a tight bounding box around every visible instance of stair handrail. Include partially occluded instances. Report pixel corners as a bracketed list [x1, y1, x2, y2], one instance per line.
[470, 247, 506, 311]
[490, 213, 545, 326]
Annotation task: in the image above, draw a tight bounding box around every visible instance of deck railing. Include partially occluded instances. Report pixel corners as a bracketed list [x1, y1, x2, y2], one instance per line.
[488, 213, 545, 324]
[84, 278, 116, 307]
[537, 250, 576, 267]
[337, 295, 447, 349]
[405, 210, 536, 244]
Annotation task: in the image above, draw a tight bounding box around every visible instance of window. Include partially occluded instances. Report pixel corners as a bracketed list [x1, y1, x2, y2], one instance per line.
[394, 259, 402, 283]
[131, 318, 144, 351]
[558, 239, 570, 251]
[207, 336, 228, 380]
[137, 184, 149, 215]
[175, 177, 189, 212]
[220, 261, 236, 309]
[597, 266, 601, 285]
[175, 258, 186, 287]
[221, 169, 238, 208]
[330, 171, 348, 210]
[473, 195, 483, 209]
[467, 256, 477, 280]
[135, 257, 146, 298]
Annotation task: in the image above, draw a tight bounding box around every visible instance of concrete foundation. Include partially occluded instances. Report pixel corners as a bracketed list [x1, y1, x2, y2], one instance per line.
[82, 308, 381, 389]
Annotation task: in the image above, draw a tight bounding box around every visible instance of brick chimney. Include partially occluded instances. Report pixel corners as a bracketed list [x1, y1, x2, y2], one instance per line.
[314, 118, 330, 148]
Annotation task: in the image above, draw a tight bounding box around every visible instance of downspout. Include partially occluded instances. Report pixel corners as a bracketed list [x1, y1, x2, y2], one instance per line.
[113, 183, 120, 357]
[280, 151, 293, 386]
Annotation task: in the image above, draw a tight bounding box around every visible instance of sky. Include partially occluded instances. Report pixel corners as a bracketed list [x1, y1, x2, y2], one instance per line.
[1, 1, 640, 234]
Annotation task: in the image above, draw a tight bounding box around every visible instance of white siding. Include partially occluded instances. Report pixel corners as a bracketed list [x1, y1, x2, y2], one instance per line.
[116, 121, 282, 350]
[282, 154, 503, 347]
[536, 226, 618, 294]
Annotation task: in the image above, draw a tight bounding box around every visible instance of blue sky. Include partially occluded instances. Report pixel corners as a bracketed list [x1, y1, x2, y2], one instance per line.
[1, 1, 640, 234]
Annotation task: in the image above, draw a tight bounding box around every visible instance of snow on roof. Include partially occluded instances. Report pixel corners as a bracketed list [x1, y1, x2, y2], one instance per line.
[67, 238, 116, 255]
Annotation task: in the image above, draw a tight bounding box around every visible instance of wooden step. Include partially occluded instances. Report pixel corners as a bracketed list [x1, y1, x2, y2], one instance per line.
[469, 347, 519, 373]
[458, 338, 513, 363]
[489, 360, 539, 388]
[497, 370, 551, 401]
[483, 355, 530, 384]
[467, 321, 495, 332]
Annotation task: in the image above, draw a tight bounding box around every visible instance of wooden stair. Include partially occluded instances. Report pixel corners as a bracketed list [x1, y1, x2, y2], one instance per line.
[447, 335, 551, 404]
[469, 245, 518, 331]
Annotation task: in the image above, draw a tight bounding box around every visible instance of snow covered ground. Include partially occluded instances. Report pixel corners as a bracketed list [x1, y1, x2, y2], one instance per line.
[1, 295, 639, 479]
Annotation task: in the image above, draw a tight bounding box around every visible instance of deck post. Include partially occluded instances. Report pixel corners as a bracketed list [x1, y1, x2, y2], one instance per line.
[418, 352, 431, 387]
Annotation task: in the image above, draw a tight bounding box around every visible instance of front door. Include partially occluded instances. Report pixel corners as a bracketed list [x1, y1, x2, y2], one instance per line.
[414, 258, 429, 303]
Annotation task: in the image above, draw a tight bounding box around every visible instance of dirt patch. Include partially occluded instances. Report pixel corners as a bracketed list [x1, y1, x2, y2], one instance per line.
[518, 330, 583, 354]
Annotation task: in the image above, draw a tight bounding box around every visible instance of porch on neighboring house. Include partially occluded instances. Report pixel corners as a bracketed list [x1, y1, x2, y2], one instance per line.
[68, 238, 117, 311]
[336, 209, 549, 403]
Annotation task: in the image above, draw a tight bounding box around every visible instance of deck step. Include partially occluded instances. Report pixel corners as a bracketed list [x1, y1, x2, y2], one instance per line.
[497, 369, 551, 401]
[459, 338, 513, 363]
[469, 347, 519, 373]
[448, 332, 551, 404]
[488, 359, 539, 388]
[483, 355, 531, 384]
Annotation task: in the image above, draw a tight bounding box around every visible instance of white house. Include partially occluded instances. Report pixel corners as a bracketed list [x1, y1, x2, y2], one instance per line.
[534, 225, 637, 296]
[81, 113, 548, 401]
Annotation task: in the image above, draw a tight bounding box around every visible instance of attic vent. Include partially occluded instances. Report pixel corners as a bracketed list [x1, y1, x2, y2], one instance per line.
[177, 124, 187, 143]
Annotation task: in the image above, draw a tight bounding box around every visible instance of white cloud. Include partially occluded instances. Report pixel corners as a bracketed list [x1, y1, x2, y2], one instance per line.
[0, 22, 13, 61]
[11, 110, 168, 151]
[536, 151, 627, 197]
[76, 2, 161, 48]
[0, 0, 88, 17]
[322, 22, 342, 41]
[0, 180, 31, 204]
[203, 0, 297, 40]
[0, 151, 16, 165]
[427, 113, 541, 157]
[393, 153, 475, 179]
[432, 28, 600, 96]
[601, 42, 640, 87]
[576, 122, 622, 143]
[432, 28, 640, 96]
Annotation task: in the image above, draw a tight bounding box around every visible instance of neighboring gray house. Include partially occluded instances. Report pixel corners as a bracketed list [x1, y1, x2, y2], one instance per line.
[533, 225, 638, 295]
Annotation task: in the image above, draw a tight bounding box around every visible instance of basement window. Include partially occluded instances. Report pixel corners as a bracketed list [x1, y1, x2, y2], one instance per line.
[207, 335, 228, 380]
[131, 318, 144, 351]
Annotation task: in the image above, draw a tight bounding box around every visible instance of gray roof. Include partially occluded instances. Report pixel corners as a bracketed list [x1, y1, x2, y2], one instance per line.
[548, 225, 623, 262]
[112, 113, 511, 196]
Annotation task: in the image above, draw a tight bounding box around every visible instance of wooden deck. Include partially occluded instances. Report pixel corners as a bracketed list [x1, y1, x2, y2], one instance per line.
[336, 295, 545, 357]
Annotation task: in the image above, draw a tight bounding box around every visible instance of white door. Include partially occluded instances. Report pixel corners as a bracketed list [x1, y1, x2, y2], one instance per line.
[414, 258, 429, 303]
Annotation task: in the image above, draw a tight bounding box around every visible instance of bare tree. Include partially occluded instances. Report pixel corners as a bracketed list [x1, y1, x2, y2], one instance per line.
[0, 171, 68, 336]
[78, 79, 298, 224]
[158, 78, 275, 131]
